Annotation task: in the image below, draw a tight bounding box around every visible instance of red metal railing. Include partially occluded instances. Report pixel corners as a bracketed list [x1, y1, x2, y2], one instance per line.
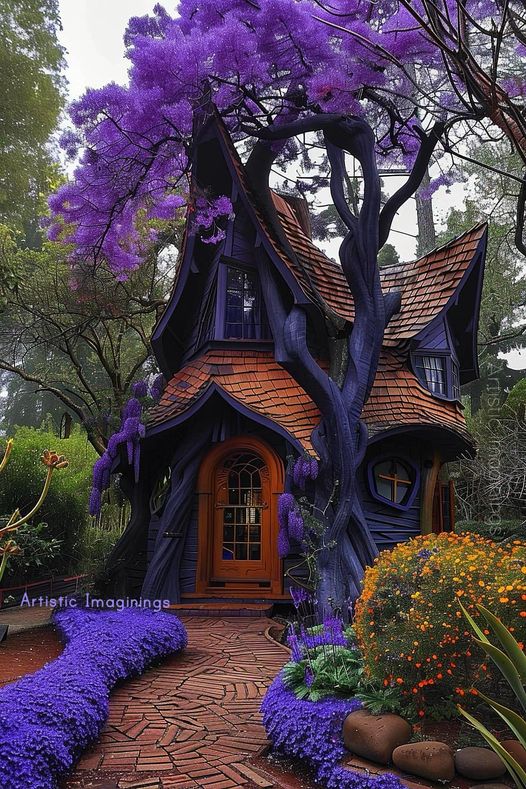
[0, 574, 88, 608]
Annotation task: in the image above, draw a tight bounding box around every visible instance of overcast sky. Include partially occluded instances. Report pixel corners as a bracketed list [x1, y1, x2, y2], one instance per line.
[56, 1, 524, 370]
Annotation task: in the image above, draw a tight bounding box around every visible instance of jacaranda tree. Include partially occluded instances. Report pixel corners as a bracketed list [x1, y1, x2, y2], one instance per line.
[50, 1, 525, 609]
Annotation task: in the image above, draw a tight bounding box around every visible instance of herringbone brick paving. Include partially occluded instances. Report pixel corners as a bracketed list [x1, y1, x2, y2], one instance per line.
[62, 616, 290, 789]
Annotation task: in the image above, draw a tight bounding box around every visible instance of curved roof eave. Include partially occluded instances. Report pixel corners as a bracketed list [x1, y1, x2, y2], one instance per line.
[143, 381, 309, 454]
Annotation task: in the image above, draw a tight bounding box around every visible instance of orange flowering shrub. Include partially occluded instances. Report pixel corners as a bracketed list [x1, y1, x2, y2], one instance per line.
[354, 532, 526, 719]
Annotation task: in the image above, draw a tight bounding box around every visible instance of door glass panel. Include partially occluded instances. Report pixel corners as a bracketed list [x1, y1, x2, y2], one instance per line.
[220, 452, 265, 561]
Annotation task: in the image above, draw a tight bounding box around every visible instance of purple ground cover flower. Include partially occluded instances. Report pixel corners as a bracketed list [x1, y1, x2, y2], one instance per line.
[0, 607, 187, 789]
[261, 677, 404, 788]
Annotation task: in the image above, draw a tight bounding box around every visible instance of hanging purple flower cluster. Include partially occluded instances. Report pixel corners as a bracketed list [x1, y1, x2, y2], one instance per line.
[0, 607, 187, 789]
[193, 195, 233, 245]
[262, 677, 403, 789]
[89, 376, 164, 515]
[277, 499, 304, 557]
[292, 454, 318, 490]
[277, 455, 318, 558]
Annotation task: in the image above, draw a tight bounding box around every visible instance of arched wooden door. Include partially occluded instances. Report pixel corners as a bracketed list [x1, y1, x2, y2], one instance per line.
[196, 437, 283, 597]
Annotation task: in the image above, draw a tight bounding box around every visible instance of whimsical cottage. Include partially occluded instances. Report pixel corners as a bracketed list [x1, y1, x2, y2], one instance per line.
[110, 111, 487, 604]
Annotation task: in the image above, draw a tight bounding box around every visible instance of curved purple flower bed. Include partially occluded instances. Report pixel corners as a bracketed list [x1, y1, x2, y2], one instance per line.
[0, 607, 187, 789]
[262, 676, 404, 789]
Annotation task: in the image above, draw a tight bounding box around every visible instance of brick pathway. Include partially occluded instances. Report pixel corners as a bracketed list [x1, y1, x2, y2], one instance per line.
[63, 616, 293, 789]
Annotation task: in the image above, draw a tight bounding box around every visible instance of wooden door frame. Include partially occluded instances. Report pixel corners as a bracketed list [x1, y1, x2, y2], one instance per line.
[195, 435, 284, 597]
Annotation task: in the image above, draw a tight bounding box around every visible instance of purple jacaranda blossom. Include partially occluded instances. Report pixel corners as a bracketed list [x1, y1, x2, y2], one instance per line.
[47, 1, 494, 279]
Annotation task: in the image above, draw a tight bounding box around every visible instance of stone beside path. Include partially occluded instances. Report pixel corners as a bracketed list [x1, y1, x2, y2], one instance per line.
[62, 616, 293, 789]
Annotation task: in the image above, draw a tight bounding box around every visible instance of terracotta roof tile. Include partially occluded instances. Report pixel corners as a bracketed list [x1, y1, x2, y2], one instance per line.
[270, 191, 486, 344]
[147, 349, 470, 449]
[147, 350, 320, 453]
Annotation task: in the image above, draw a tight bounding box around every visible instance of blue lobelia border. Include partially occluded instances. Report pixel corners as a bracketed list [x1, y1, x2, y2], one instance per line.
[261, 674, 405, 789]
[0, 607, 187, 789]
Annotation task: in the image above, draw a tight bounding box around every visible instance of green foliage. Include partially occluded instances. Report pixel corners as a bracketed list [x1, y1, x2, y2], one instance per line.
[0, 224, 24, 308]
[456, 519, 526, 542]
[439, 143, 526, 420]
[282, 644, 365, 702]
[377, 243, 400, 267]
[354, 684, 405, 715]
[75, 524, 123, 578]
[0, 0, 65, 230]
[3, 522, 62, 585]
[459, 604, 526, 788]
[505, 379, 526, 419]
[0, 223, 181, 451]
[0, 426, 97, 575]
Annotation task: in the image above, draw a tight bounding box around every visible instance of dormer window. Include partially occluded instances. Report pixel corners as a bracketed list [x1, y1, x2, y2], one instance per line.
[412, 352, 461, 400]
[223, 264, 269, 340]
[414, 355, 446, 395]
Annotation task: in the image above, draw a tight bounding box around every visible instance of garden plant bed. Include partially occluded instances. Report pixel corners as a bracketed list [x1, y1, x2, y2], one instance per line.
[0, 608, 187, 788]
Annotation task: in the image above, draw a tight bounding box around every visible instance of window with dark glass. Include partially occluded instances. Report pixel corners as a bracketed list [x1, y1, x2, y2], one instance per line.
[371, 459, 414, 506]
[412, 352, 461, 400]
[414, 355, 446, 395]
[221, 453, 265, 561]
[224, 266, 266, 339]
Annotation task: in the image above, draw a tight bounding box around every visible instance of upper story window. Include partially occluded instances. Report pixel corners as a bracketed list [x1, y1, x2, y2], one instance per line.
[414, 355, 446, 396]
[412, 353, 461, 401]
[224, 264, 269, 340]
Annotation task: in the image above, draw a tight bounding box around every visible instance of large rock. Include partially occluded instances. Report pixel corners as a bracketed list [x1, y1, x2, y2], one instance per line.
[501, 739, 526, 771]
[342, 709, 412, 765]
[392, 741, 455, 782]
[454, 746, 507, 780]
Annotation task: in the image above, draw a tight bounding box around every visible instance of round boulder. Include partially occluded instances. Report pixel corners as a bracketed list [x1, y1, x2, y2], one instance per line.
[342, 709, 412, 765]
[501, 739, 526, 771]
[392, 741, 455, 782]
[454, 747, 507, 780]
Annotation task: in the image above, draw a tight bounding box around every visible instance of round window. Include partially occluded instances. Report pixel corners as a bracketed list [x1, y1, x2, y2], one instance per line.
[371, 458, 415, 507]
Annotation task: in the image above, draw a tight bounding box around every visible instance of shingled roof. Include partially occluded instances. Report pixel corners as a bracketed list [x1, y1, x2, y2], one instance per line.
[147, 348, 469, 452]
[271, 192, 487, 345]
[146, 350, 320, 453]
[147, 113, 481, 454]
[210, 112, 486, 343]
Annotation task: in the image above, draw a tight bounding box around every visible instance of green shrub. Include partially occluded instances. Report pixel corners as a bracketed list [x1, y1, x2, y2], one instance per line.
[3, 522, 62, 585]
[76, 524, 122, 577]
[0, 425, 97, 579]
[354, 532, 526, 720]
[456, 519, 526, 542]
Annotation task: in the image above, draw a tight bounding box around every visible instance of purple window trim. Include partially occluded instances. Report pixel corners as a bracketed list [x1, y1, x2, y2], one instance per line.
[411, 349, 461, 402]
[366, 453, 419, 512]
[216, 258, 270, 341]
